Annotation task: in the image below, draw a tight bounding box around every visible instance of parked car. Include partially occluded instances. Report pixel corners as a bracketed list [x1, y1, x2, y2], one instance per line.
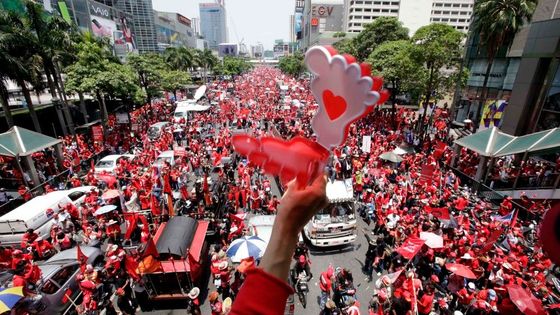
[0, 246, 103, 315]
[94, 154, 135, 174]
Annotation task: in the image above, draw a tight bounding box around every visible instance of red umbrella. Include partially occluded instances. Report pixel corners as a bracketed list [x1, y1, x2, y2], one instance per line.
[102, 189, 120, 200]
[506, 284, 546, 315]
[445, 263, 476, 279]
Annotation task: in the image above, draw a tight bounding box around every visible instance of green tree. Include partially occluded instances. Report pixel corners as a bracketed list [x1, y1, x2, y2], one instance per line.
[65, 38, 140, 129]
[195, 49, 219, 83]
[472, 0, 537, 127]
[218, 57, 253, 76]
[410, 23, 464, 136]
[160, 70, 192, 100]
[332, 38, 356, 56]
[278, 53, 305, 77]
[333, 32, 346, 38]
[368, 40, 421, 128]
[0, 9, 42, 132]
[352, 17, 409, 61]
[163, 46, 196, 72]
[127, 53, 167, 103]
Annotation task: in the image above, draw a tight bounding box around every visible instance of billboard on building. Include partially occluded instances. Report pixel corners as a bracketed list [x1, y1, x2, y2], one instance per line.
[219, 43, 239, 57]
[295, 12, 303, 40]
[91, 16, 117, 43]
[157, 26, 181, 46]
[478, 99, 508, 130]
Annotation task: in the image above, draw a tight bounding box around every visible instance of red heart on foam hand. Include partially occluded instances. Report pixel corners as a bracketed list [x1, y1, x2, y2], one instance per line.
[322, 90, 347, 120]
[232, 134, 330, 188]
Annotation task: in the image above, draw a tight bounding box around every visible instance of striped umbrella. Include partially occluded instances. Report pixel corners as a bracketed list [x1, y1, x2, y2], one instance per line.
[0, 287, 24, 313]
[226, 236, 267, 263]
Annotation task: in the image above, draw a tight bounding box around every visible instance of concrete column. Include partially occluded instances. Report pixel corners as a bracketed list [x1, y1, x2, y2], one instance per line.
[450, 144, 461, 168]
[54, 143, 65, 170]
[22, 155, 40, 188]
[475, 156, 488, 182]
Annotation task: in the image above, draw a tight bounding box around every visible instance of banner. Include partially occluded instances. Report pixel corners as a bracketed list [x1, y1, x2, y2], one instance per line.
[396, 237, 425, 260]
[478, 99, 508, 131]
[173, 146, 186, 157]
[425, 206, 450, 220]
[91, 16, 117, 43]
[418, 165, 435, 185]
[362, 135, 372, 153]
[91, 125, 103, 142]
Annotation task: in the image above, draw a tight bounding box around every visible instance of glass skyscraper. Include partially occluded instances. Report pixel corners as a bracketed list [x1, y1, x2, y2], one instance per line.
[199, 2, 227, 50]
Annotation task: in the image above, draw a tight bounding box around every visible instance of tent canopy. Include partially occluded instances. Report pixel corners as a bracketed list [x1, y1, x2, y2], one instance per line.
[0, 126, 61, 157]
[454, 127, 560, 158]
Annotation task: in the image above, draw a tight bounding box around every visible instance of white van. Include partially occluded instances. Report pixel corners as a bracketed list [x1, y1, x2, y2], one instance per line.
[0, 186, 95, 248]
[173, 106, 190, 123]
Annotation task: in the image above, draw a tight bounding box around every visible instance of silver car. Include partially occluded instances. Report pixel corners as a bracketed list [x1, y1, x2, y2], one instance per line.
[33, 246, 103, 314]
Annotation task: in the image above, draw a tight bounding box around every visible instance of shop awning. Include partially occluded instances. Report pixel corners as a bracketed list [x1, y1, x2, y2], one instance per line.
[0, 126, 61, 157]
[453, 127, 515, 157]
[454, 127, 560, 158]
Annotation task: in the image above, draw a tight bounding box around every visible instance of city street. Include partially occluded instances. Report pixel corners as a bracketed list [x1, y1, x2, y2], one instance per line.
[143, 217, 378, 314]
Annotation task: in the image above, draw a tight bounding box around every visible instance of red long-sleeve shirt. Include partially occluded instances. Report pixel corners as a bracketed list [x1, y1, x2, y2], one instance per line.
[230, 268, 293, 315]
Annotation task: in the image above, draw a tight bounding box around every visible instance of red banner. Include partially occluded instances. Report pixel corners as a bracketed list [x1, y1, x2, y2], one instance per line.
[433, 141, 447, 159]
[418, 165, 435, 185]
[425, 206, 450, 220]
[480, 228, 503, 254]
[173, 146, 186, 157]
[91, 125, 104, 142]
[396, 237, 426, 260]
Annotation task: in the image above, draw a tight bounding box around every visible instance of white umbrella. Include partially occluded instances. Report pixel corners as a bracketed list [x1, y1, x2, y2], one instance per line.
[392, 147, 407, 155]
[379, 152, 403, 163]
[226, 236, 267, 263]
[420, 232, 444, 249]
[94, 205, 117, 216]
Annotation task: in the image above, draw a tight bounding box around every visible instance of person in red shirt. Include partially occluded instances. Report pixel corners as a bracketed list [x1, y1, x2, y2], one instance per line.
[209, 291, 223, 315]
[230, 175, 327, 315]
[417, 285, 435, 315]
[21, 229, 38, 248]
[32, 236, 55, 259]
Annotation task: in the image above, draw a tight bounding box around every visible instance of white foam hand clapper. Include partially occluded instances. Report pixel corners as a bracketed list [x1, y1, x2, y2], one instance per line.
[305, 46, 389, 150]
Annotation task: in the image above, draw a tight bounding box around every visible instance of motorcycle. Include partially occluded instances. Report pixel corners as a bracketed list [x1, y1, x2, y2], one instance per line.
[291, 270, 309, 308]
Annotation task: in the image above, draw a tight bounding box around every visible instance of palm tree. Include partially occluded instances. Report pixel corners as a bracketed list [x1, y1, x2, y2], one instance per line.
[0, 10, 42, 132]
[196, 49, 218, 83]
[164, 46, 195, 72]
[24, 1, 76, 135]
[472, 0, 537, 127]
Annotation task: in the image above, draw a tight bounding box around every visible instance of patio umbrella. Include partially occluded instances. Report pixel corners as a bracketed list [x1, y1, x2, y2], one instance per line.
[420, 232, 444, 249]
[94, 205, 117, 216]
[392, 147, 407, 155]
[379, 152, 403, 163]
[226, 236, 268, 263]
[0, 286, 24, 313]
[507, 284, 546, 315]
[445, 263, 476, 279]
[102, 189, 120, 200]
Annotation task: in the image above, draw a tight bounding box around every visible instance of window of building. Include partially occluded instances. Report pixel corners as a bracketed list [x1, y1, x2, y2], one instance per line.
[382, 1, 390, 4]
[444, 3, 451, 7]
[457, 26, 464, 30]
[390, 9, 398, 13]
[433, 10, 442, 14]
[355, 8, 363, 11]
[453, 3, 460, 7]
[365, 8, 372, 12]
[356, 1, 363, 4]
[432, 18, 440, 22]
[374, 1, 381, 5]
[391, 1, 399, 5]
[450, 18, 457, 22]
[441, 18, 449, 22]
[364, 1, 372, 4]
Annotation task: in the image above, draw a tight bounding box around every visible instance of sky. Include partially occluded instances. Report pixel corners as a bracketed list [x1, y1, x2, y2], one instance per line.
[152, 0, 295, 50]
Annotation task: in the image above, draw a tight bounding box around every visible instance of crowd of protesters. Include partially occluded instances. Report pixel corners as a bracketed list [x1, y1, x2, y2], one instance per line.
[0, 65, 558, 315]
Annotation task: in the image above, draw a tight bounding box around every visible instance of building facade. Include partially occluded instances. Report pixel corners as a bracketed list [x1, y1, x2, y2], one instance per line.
[110, 0, 158, 53]
[297, 0, 345, 51]
[343, 0, 474, 36]
[154, 11, 197, 51]
[199, 2, 227, 50]
[457, 0, 560, 135]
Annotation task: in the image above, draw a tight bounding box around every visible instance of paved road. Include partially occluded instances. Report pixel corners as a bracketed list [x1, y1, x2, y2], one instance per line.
[142, 217, 379, 315]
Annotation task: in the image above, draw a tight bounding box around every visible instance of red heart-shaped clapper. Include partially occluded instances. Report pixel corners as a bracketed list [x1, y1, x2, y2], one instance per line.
[539, 203, 560, 265]
[322, 90, 347, 120]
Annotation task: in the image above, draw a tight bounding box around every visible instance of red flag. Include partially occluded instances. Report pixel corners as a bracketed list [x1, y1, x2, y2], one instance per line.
[77, 245, 88, 272]
[454, 177, 460, 191]
[425, 206, 450, 220]
[138, 214, 150, 235]
[180, 185, 189, 200]
[480, 228, 503, 254]
[433, 141, 446, 159]
[418, 165, 435, 185]
[396, 237, 425, 260]
[167, 194, 174, 216]
[150, 195, 161, 216]
[142, 238, 158, 258]
[124, 214, 138, 240]
[510, 209, 518, 228]
[229, 213, 244, 227]
[203, 174, 209, 193]
[163, 174, 172, 194]
[125, 255, 140, 281]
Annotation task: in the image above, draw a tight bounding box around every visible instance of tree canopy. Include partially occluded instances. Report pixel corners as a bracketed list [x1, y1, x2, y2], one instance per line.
[278, 52, 305, 78]
[353, 17, 409, 61]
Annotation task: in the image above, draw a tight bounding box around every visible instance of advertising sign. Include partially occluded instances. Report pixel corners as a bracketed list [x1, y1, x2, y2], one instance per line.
[157, 26, 181, 46]
[177, 14, 191, 27]
[478, 99, 508, 131]
[120, 17, 136, 52]
[174, 146, 186, 157]
[219, 44, 239, 57]
[311, 5, 334, 16]
[91, 16, 117, 43]
[295, 12, 303, 40]
[91, 125, 104, 142]
[89, 1, 111, 18]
